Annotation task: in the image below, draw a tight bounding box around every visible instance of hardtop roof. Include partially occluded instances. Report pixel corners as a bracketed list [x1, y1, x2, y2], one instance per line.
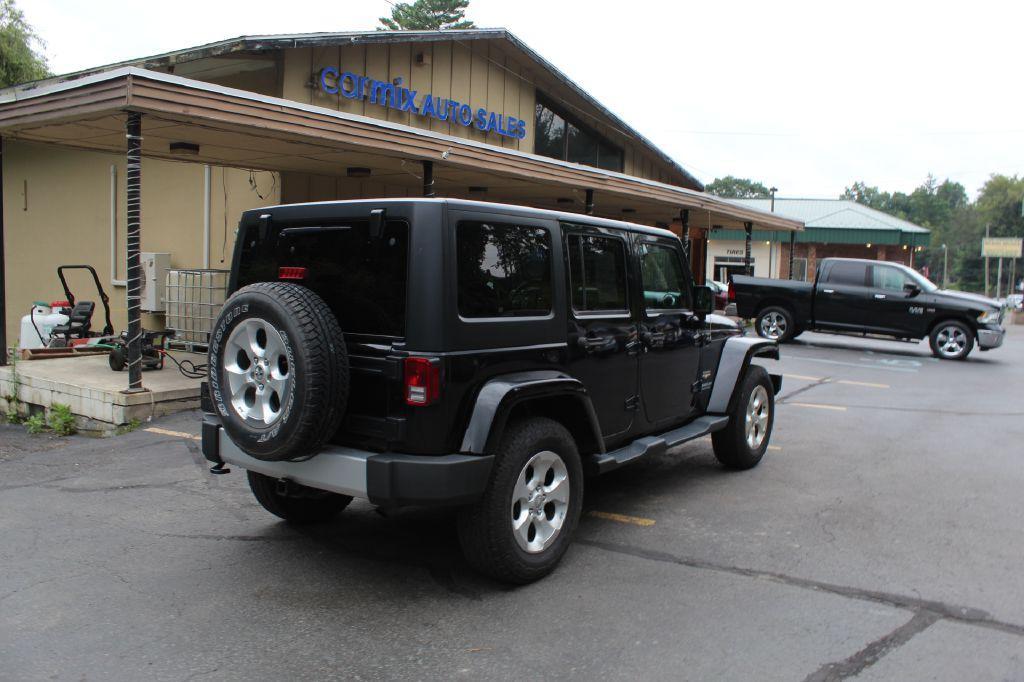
[247, 197, 681, 241]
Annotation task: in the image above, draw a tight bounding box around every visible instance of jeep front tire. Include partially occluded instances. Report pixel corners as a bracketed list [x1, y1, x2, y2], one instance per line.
[712, 365, 774, 470]
[457, 417, 583, 584]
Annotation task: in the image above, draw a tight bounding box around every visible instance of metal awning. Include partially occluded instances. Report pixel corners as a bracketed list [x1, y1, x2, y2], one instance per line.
[0, 67, 803, 233]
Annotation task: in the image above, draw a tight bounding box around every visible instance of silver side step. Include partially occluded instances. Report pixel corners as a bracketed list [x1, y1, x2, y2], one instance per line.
[588, 415, 730, 475]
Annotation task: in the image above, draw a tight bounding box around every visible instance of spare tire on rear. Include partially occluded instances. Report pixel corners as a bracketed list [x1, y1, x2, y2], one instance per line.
[208, 282, 348, 462]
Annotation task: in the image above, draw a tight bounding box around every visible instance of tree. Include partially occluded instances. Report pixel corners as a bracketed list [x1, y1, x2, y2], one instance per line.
[705, 176, 771, 199]
[0, 0, 49, 87]
[842, 181, 895, 213]
[379, 0, 475, 30]
[842, 175, 993, 292]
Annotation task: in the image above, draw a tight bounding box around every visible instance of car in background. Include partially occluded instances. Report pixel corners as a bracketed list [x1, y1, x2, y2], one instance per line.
[707, 279, 729, 311]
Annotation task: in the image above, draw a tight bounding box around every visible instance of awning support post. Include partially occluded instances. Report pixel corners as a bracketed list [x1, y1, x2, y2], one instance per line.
[788, 230, 796, 280]
[744, 221, 753, 276]
[0, 136, 6, 366]
[422, 160, 434, 198]
[125, 112, 145, 392]
[680, 208, 690, 259]
[585, 189, 594, 215]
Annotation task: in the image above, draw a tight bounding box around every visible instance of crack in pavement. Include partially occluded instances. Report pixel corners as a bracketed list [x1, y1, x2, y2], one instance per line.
[577, 538, 1024, 638]
[802, 609, 941, 681]
[777, 376, 832, 404]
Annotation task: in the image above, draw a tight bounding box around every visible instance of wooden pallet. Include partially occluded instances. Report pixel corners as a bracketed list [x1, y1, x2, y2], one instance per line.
[19, 347, 109, 360]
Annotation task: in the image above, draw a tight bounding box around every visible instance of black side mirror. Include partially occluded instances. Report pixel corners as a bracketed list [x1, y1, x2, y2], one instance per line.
[903, 282, 921, 297]
[693, 285, 715, 316]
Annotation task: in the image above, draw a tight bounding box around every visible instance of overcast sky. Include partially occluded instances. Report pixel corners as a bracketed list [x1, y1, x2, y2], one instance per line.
[23, 0, 1023, 199]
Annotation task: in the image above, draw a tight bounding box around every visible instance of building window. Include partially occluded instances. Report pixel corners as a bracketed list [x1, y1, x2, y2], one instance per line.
[534, 94, 623, 172]
[456, 221, 552, 318]
[712, 256, 756, 283]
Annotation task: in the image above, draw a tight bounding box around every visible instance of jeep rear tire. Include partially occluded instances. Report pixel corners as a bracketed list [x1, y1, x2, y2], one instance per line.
[457, 417, 583, 584]
[208, 282, 348, 462]
[712, 365, 774, 470]
[247, 471, 352, 524]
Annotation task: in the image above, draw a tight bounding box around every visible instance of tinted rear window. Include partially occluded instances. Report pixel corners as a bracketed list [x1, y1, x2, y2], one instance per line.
[237, 219, 408, 337]
[826, 261, 868, 286]
[456, 221, 552, 318]
[567, 233, 628, 313]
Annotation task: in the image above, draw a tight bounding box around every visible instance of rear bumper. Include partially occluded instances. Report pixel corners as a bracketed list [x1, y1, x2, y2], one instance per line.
[201, 415, 493, 506]
[976, 326, 1005, 350]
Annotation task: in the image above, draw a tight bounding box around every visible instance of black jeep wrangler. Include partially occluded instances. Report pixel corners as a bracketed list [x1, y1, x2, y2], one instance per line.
[201, 199, 781, 583]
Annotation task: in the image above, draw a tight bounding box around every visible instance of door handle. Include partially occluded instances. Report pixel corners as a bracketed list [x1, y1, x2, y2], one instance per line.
[823, 288, 835, 294]
[874, 294, 886, 300]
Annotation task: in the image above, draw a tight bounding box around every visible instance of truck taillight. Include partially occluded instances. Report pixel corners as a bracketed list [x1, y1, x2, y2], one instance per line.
[728, 280, 736, 302]
[404, 357, 441, 406]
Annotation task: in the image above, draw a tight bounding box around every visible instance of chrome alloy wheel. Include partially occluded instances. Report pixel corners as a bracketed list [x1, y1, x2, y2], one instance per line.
[745, 385, 770, 450]
[759, 311, 787, 340]
[223, 318, 292, 425]
[935, 325, 967, 358]
[511, 450, 570, 554]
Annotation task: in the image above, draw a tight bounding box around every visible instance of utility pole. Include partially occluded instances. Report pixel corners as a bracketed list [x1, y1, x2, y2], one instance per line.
[996, 258, 1003, 299]
[984, 224, 990, 298]
[942, 243, 948, 289]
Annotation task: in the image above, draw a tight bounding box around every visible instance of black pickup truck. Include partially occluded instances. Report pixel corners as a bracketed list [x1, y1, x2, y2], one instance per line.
[731, 257, 1005, 360]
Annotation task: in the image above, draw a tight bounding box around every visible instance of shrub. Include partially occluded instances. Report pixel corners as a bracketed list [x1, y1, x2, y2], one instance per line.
[48, 403, 77, 436]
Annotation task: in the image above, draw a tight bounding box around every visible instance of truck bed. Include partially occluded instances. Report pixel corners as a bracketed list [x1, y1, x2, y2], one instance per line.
[731, 275, 814, 325]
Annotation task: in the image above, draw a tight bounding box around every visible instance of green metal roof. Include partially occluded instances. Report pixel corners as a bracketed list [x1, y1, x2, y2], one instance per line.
[715, 198, 931, 247]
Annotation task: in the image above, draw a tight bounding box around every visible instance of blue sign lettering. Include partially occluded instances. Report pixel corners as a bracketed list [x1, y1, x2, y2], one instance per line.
[316, 67, 527, 140]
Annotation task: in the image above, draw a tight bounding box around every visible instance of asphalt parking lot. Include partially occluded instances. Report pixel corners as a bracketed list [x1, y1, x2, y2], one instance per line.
[2, 327, 1023, 681]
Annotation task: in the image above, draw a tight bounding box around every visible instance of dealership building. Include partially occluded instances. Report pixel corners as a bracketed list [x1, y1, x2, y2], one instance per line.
[0, 29, 801, 371]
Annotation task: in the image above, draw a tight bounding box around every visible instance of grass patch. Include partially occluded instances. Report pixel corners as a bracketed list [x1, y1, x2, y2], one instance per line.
[114, 418, 141, 436]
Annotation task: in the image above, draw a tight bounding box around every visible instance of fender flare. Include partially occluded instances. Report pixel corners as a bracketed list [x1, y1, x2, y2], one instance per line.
[459, 370, 604, 455]
[706, 337, 780, 415]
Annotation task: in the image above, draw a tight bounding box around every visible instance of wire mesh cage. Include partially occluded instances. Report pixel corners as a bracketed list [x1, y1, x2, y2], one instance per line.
[165, 269, 230, 349]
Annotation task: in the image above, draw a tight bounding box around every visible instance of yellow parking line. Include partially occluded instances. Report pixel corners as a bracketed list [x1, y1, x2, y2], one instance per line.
[838, 379, 890, 389]
[145, 427, 201, 441]
[589, 511, 656, 527]
[768, 445, 782, 451]
[788, 402, 847, 411]
[784, 373, 823, 381]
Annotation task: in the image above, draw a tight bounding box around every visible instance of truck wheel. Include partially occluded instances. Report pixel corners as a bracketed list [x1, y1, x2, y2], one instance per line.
[755, 306, 795, 342]
[457, 417, 583, 584]
[712, 365, 774, 470]
[247, 471, 352, 524]
[208, 282, 348, 462]
[929, 321, 974, 360]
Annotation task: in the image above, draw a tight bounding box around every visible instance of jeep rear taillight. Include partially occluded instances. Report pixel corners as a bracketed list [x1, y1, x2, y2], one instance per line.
[728, 280, 736, 302]
[404, 357, 441, 406]
[279, 266, 307, 281]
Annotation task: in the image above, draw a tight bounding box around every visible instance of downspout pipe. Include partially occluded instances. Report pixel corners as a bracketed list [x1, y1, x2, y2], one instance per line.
[110, 165, 125, 287]
[203, 165, 211, 268]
